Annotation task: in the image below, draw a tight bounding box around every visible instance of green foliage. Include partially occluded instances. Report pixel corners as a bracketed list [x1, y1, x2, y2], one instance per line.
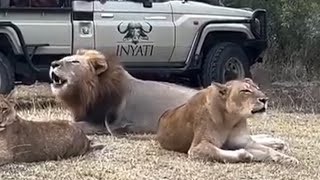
[223, 0, 320, 81]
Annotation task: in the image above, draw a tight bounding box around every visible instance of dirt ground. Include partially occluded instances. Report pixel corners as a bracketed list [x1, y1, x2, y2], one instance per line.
[0, 82, 319, 180]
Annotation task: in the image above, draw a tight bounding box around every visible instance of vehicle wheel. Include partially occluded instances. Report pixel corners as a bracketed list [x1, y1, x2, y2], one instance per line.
[0, 52, 14, 94]
[201, 42, 251, 87]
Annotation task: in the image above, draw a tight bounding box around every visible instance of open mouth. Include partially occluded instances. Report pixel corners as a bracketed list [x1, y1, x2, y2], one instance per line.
[251, 107, 266, 114]
[51, 72, 67, 87]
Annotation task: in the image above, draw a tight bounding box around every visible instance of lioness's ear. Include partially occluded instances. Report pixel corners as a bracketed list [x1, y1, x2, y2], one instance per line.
[76, 49, 88, 55]
[243, 77, 260, 88]
[211, 82, 228, 96]
[5, 89, 17, 105]
[91, 57, 108, 75]
[243, 78, 254, 84]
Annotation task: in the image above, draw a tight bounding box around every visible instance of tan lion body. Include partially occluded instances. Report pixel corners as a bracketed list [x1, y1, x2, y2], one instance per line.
[0, 93, 103, 166]
[49, 49, 286, 150]
[157, 79, 298, 164]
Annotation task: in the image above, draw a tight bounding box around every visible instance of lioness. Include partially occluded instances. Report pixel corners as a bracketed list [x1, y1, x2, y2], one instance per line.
[0, 91, 103, 166]
[49, 49, 286, 150]
[157, 78, 298, 164]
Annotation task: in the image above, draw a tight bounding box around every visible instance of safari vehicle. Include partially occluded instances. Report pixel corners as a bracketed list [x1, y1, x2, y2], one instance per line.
[0, 0, 267, 94]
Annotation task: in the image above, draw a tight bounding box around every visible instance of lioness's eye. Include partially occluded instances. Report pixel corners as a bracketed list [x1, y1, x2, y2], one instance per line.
[1, 108, 8, 113]
[71, 60, 80, 64]
[241, 89, 252, 93]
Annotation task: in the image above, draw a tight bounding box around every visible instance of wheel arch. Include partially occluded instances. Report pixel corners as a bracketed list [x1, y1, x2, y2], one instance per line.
[195, 24, 257, 66]
[0, 32, 20, 56]
[0, 30, 22, 55]
[0, 51, 15, 94]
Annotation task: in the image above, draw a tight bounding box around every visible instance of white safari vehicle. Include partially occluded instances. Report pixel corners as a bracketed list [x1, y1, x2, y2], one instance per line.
[0, 0, 267, 94]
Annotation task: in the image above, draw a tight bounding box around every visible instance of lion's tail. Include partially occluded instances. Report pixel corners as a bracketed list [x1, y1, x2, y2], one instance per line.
[88, 139, 106, 152]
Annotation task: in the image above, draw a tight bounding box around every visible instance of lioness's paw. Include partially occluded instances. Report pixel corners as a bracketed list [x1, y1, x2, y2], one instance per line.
[281, 156, 299, 165]
[272, 154, 299, 165]
[270, 142, 286, 151]
[251, 134, 287, 151]
[268, 138, 287, 151]
[237, 149, 253, 162]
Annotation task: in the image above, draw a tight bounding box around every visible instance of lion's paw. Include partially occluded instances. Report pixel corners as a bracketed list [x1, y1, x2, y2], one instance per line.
[237, 149, 253, 162]
[187, 150, 197, 160]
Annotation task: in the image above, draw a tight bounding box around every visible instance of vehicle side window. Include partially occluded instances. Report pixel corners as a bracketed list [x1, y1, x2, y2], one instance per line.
[105, 0, 168, 2]
[0, 0, 10, 7]
[105, 0, 130, 1]
[5, 0, 71, 8]
[152, 0, 169, 2]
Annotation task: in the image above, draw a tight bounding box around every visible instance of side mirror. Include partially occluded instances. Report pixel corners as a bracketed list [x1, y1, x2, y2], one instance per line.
[143, 0, 152, 8]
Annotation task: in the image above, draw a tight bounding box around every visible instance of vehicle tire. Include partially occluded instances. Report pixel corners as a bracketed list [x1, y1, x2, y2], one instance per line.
[201, 42, 251, 87]
[0, 52, 14, 94]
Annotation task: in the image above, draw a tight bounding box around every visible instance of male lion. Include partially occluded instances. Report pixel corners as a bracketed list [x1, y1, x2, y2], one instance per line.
[49, 49, 286, 150]
[157, 78, 298, 164]
[0, 91, 103, 166]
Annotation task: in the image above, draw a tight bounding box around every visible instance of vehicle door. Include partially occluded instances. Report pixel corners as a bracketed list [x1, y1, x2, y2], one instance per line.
[93, 0, 175, 64]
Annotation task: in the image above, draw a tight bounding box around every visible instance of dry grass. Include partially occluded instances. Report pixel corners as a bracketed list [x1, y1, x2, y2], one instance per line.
[0, 83, 319, 180]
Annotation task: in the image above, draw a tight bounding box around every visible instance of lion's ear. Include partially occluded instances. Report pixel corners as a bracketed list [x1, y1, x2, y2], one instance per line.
[211, 82, 228, 97]
[76, 49, 88, 55]
[91, 58, 108, 75]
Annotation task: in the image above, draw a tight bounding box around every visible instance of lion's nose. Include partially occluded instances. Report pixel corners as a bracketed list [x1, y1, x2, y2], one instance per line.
[51, 61, 60, 68]
[259, 97, 268, 104]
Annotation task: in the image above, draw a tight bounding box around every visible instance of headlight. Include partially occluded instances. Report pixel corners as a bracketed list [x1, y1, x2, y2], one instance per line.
[251, 9, 267, 39]
[253, 18, 261, 37]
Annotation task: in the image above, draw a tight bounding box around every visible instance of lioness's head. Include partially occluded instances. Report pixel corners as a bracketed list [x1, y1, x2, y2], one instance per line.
[212, 78, 268, 118]
[0, 91, 17, 130]
[49, 49, 109, 97]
